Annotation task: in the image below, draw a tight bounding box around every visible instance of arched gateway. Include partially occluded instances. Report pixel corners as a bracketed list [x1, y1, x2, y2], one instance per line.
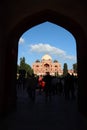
[0, 1, 87, 117]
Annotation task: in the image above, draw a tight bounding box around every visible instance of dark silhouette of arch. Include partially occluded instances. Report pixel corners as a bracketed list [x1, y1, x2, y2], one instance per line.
[4, 9, 87, 117]
[10, 9, 85, 41]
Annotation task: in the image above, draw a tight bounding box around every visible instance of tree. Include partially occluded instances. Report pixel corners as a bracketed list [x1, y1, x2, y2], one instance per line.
[20, 57, 26, 70]
[73, 63, 77, 73]
[17, 64, 20, 73]
[17, 57, 34, 78]
[17, 64, 20, 79]
[24, 63, 34, 77]
[63, 63, 68, 76]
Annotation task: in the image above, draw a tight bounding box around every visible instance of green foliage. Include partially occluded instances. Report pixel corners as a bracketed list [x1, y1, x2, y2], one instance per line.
[20, 57, 26, 70]
[17, 64, 20, 73]
[63, 63, 68, 76]
[73, 63, 77, 73]
[17, 57, 34, 78]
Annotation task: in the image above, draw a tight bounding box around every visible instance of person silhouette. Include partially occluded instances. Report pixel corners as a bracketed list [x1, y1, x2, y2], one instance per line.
[43, 72, 52, 102]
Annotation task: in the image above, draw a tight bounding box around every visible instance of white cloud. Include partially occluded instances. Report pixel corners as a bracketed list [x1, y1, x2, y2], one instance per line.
[29, 43, 76, 61]
[19, 37, 24, 44]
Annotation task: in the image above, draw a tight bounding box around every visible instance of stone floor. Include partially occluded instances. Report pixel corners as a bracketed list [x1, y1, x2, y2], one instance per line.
[0, 88, 87, 130]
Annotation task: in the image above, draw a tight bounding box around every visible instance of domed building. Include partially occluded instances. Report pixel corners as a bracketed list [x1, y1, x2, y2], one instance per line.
[41, 54, 52, 60]
[32, 54, 63, 76]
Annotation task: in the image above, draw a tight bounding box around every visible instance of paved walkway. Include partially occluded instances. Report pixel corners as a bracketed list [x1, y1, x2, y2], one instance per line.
[0, 89, 87, 130]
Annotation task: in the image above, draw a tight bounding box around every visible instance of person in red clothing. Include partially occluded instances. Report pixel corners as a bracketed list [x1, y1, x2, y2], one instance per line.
[38, 75, 45, 94]
[38, 75, 43, 94]
[41, 80, 45, 89]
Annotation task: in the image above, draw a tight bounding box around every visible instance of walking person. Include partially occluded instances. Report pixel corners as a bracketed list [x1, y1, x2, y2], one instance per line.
[27, 74, 37, 102]
[43, 72, 52, 102]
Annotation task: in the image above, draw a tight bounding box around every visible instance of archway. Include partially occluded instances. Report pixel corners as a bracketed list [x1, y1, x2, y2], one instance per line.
[4, 9, 87, 117]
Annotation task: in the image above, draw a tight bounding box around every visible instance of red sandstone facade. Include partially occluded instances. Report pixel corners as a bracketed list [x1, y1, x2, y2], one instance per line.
[32, 54, 63, 76]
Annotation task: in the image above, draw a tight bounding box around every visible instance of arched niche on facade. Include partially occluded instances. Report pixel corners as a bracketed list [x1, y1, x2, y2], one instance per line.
[44, 63, 50, 67]
[6, 9, 87, 116]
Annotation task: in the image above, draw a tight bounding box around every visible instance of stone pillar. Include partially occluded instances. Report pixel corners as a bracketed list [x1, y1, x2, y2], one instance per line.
[0, 35, 18, 116]
[0, 39, 7, 116]
[77, 35, 87, 117]
[5, 37, 18, 113]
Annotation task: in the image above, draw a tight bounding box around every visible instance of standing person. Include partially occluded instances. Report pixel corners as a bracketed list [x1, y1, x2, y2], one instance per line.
[43, 72, 52, 102]
[64, 73, 74, 100]
[64, 73, 70, 100]
[27, 74, 37, 102]
[69, 74, 75, 100]
[57, 78, 63, 96]
[38, 75, 43, 94]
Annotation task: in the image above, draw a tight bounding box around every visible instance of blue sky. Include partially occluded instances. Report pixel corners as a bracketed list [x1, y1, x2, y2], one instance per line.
[17, 21, 77, 69]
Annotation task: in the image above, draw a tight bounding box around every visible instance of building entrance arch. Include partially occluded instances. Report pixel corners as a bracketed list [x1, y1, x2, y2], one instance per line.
[1, 9, 87, 117]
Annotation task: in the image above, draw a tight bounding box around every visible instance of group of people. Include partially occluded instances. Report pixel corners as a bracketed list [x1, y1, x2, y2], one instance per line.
[16, 72, 78, 103]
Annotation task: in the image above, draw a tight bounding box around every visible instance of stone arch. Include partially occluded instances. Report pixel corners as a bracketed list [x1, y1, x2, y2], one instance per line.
[10, 9, 84, 40]
[4, 9, 87, 116]
[9, 9, 86, 75]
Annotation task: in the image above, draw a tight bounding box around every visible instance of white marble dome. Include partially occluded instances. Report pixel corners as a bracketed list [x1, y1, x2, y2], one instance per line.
[41, 54, 52, 60]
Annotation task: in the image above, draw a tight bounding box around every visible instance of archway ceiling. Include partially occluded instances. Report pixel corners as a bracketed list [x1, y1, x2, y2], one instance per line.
[1, 0, 87, 41]
[10, 9, 82, 41]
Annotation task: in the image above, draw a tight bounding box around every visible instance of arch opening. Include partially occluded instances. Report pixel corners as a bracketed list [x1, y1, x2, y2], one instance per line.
[16, 21, 77, 107]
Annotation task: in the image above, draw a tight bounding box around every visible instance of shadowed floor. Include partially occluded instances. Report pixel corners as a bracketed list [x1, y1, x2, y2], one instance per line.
[0, 88, 87, 130]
